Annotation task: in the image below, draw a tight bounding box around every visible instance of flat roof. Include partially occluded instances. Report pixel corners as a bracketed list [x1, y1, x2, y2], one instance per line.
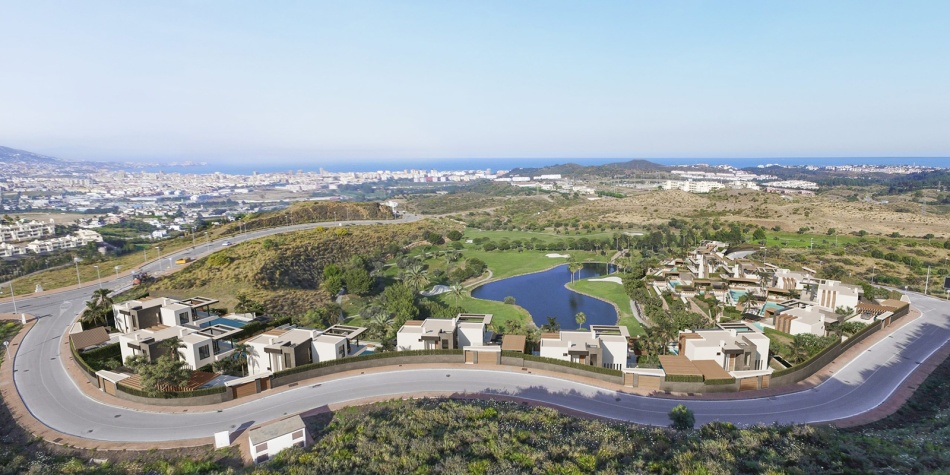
[249, 415, 306, 445]
[70, 327, 110, 351]
[692, 360, 733, 380]
[501, 335, 526, 352]
[658, 355, 703, 377]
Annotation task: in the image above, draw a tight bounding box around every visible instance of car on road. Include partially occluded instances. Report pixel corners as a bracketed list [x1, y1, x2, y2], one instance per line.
[222, 241, 232, 246]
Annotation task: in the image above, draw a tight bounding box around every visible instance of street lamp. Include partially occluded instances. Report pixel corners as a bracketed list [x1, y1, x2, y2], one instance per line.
[93, 265, 102, 290]
[6, 281, 16, 314]
[73, 257, 82, 286]
[114, 265, 121, 280]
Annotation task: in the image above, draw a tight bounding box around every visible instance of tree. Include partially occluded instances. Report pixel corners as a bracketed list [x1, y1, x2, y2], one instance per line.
[541, 317, 560, 333]
[382, 283, 419, 328]
[139, 355, 191, 396]
[669, 404, 695, 430]
[752, 228, 767, 241]
[343, 267, 373, 295]
[81, 288, 114, 329]
[446, 230, 464, 241]
[450, 284, 465, 308]
[402, 265, 430, 292]
[159, 336, 186, 362]
[575, 311, 586, 329]
[504, 296, 516, 305]
[568, 258, 583, 284]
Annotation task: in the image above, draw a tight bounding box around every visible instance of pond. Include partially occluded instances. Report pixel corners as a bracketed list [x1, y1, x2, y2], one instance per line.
[471, 263, 618, 330]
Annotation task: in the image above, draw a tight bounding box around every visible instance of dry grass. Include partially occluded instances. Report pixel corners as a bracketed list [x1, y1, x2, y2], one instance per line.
[562, 189, 950, 238]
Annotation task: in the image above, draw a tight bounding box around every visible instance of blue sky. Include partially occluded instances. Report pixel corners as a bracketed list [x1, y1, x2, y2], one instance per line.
[1, 1, 948, 165]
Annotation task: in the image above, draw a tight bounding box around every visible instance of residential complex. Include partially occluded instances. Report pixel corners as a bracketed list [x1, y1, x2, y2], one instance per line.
[244, 324, 367, 376]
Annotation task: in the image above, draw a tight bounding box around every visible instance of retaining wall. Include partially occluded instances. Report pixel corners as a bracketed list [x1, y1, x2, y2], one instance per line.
[113, 388, 233, 406]
[271, 355, 464, 387]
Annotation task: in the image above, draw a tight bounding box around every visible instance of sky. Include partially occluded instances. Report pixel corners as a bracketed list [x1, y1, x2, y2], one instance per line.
[1, 1, 949, 167]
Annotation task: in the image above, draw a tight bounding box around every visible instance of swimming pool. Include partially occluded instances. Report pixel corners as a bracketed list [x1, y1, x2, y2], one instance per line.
[201, 317, 248, 328]
[729, 290, 747, 303]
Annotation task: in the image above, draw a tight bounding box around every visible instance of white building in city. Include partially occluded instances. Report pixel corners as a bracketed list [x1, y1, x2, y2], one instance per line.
[539, 325, 631, 370]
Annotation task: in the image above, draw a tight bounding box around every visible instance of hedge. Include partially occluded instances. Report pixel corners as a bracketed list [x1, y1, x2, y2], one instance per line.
[69, 340, 97, 379]
[664, 374, 704, 383]
[80, 342, 121, 360]
[521, 354, 623, 377]
[704, 378, 736, 385]
[773, 319, 883, 378]
[272, 349, 464, 378]
[116, 383, 227, 399]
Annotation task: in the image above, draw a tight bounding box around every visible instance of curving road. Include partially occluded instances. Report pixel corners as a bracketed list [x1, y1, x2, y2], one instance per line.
[2, 217, 949, 442]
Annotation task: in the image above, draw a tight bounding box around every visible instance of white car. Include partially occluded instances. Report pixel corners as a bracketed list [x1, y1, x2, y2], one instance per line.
[222, 241, 232, 246]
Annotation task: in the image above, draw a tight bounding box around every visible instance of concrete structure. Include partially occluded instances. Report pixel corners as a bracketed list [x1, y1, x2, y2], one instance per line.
[119, 323, 241, 370]
[539, 325, 631, 370]
[0, 220, 55, 242]
[244, 324, 366, 376]
[248, 415, 308, 463]
[396, 314, 492, 351]
[678, 322, 770, 373]
[112, 296, 218, 334]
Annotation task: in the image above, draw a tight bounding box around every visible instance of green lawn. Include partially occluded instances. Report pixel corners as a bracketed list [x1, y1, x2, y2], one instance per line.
[462, 229, 621, 244]
[463, 249, 604, 280]
[0, 320, 22, 364]
[568, 278, 645, 336]
[427, 293, 531, 331]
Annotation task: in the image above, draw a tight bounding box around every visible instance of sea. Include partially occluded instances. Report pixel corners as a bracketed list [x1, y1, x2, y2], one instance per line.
[135, 156, 949, 176]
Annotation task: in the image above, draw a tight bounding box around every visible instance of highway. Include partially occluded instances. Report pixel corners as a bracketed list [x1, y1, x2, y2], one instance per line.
[2, 216, 949, 442]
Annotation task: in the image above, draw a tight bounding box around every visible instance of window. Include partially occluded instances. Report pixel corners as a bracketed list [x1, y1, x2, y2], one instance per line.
[292, 430, 304, 440]
[255, 442, 268, 452]
[198, 344, 211, 360]
[178, 312, 188, 325]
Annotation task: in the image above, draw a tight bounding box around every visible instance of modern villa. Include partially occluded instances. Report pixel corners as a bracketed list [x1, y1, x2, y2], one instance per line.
[396, 313, 493, 351]
[539, 325, 631, 370]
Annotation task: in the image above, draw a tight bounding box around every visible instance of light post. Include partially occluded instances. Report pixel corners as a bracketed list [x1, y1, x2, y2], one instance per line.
[166, 257, 173, 271]
[3, 341, 9, 362]
[114, 265, 120, 280]
[7, 281, 16, 314]
[73, 257, 82, 286]
[155, 246, 162, 263]
[93, 265, 102, 290]
[191, 226, 196, 248]
[205, 232, 210, 252]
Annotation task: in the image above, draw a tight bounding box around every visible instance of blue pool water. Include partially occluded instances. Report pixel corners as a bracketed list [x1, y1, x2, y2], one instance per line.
[201, 317, 248, 328]
[729, 290, 747, 303]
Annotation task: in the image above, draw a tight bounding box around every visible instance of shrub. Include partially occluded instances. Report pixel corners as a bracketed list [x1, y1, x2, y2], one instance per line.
[669, 404, 695, 430]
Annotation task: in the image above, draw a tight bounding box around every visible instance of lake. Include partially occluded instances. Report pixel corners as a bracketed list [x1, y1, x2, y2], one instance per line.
[471, 263, 618, 330]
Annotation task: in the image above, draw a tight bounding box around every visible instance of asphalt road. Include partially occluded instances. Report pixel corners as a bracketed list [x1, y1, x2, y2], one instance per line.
[2, 217, 949, 442]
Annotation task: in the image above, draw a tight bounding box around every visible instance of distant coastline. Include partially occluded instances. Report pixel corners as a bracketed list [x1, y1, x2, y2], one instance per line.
[135, 156, 949, 176]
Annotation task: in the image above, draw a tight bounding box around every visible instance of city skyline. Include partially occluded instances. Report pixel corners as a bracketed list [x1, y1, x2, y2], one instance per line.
[3, 2, 949, 164]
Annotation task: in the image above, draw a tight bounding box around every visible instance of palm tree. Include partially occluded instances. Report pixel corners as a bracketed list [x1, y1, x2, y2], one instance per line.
[159, 337, 186, 362]
[568, 258, 583, 284]
[541, 317, 561, 333]
[575, 312, 586, 329]
[402, 265, 430, 292]
[230, 342, 251, 376]
[81, 288, 113, 329]
[450, 284, 465, 309]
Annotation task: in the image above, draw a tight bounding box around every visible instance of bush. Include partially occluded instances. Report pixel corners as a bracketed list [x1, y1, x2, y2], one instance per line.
[503, 296, 516, 305]
[669, 404, 695, 430]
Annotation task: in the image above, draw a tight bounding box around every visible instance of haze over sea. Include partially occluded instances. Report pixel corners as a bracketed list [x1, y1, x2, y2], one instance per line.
[142, 156, 949, 175]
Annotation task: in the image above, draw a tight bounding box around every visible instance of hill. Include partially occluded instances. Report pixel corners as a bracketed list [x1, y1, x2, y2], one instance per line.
[506, 159, 669, 178]
[147, 221, 431, 317]
[0, 145, 61, 164]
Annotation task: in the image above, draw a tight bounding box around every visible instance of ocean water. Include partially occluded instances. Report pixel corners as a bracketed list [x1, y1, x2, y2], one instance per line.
[134, 156, 948, 176]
